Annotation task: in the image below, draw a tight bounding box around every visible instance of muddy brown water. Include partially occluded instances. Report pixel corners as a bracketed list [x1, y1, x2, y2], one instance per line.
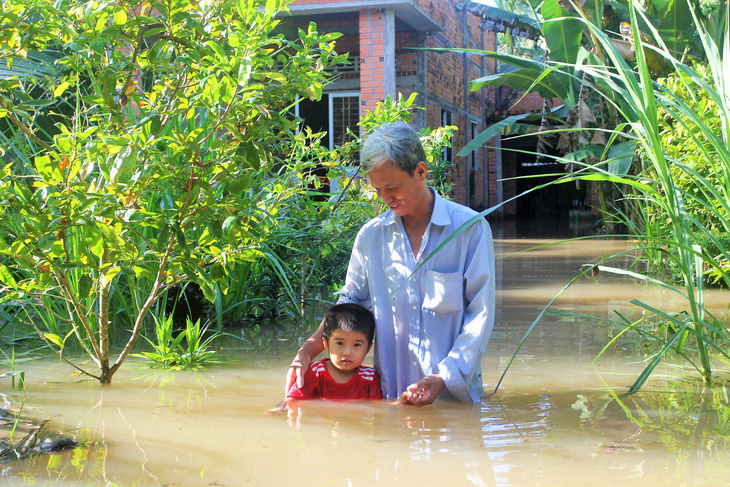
[3, 236, 730, 486]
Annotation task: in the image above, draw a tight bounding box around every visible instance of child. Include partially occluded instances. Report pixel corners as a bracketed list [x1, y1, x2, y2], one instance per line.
[268, 303, 382, 413]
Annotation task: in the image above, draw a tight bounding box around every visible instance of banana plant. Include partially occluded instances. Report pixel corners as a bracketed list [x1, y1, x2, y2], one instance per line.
[459, 0, 719, 189]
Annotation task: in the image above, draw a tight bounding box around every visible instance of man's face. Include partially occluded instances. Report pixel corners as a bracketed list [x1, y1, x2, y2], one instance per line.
[367, 160, 428, 219]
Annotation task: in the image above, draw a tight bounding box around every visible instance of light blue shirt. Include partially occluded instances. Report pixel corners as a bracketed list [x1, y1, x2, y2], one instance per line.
[337, 189, 496, 402]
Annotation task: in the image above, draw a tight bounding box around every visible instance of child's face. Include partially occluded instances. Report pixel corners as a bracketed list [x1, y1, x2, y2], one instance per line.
[322, 329, 371, 373]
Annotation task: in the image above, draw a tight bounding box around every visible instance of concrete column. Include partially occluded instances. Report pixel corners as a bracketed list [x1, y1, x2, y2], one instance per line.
[495, 133, 503, 218]
[414, 31, 428, 131]
[382, 8, 396, 100]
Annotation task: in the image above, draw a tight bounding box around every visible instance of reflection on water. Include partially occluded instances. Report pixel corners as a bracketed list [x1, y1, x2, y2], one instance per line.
[3, 238, 730, 486]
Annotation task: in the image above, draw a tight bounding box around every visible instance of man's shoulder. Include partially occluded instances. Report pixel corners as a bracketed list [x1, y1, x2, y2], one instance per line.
[357, 211, 392, 235]
[441, 198, 486, 227]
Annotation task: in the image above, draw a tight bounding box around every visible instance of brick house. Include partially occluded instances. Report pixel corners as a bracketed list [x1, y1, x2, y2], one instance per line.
[278, 0, 565, 219]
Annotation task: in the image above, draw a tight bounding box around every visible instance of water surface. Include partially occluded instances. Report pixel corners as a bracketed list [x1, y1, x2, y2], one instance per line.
[3, 237, 730, 486]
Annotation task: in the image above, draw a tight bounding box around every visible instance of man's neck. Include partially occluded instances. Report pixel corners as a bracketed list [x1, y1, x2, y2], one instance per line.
[402, 186, 435, 231]
[401, 187, 435, 257]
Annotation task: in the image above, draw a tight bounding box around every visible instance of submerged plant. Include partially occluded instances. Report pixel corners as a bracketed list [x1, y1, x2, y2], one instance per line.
[176, 317, 221, 369]
[0, 348, 25, 391]
[134, 314, 183, 369]
[135, 315, 220, 370]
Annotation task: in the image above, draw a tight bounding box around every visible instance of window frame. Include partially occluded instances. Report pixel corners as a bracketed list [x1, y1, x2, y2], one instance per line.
[441, 109, 453, 165]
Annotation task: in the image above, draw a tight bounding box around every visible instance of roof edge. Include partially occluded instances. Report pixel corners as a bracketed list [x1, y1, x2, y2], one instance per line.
[282, 1, 442, 33]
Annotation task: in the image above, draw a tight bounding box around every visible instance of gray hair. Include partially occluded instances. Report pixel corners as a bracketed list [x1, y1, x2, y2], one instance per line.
[361, 122, 427, 175]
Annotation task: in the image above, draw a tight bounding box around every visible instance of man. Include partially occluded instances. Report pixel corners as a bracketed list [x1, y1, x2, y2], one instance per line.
[286, 121, 495, 405]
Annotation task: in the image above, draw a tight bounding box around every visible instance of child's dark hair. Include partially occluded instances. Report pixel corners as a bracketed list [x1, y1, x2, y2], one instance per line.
[322, 303, 375, 344]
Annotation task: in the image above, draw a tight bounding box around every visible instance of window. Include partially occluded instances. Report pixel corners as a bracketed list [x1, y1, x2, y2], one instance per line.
[330, 93, 360, 149]
[470, 121, 479, 171]
[441, 109, 453, 164]
[296, 92, 361, 194]
[296, 92, 360, 150]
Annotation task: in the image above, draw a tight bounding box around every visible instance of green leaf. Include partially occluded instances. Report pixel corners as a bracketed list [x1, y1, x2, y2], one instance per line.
[470, 5, 541, 35]
[34, 155, 61, 182]
[113, 9, 128, 25]
[132, 265, 155, 280]
[657, 0, 692, 57]
[44, 333, 64, 349]
[238, 56, 253, 87]
[607, 141, 636, 176]
[563, 145, 605, 163]
[471, 65, 569, 100]
[206, 40, 228, 60]
[102, 266, 121, 285]
[78, 274, 93, 299]
[84, 223, 105, 259]
[261, 71, 287, 83]
[458, 111, 547, 157]
[53, 81, 70, 98]
[176, 227, 191, 259]
[541, 0, 584, 66]
[109, 146, 137, 184]
[197, 274, 216, 303]
[222, 216, 238, 235]
[583, 0, 604, 29]
[0, 265, 17, 287]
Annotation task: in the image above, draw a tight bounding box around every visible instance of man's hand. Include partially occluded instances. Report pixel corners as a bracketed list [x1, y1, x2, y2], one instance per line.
[265, 399, 291, 415]
[397, 374, 445, 406]
[285, 351, 313, 394]
[285, 319, 325, 394]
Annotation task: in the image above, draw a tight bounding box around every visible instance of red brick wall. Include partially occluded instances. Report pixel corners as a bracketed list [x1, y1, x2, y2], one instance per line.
[359, 9, 389, 112]
[314, 13, 360, 60]
[285, 0, 544, 213]
[511, 91, 546, 113]
[411, 0, 497, 207]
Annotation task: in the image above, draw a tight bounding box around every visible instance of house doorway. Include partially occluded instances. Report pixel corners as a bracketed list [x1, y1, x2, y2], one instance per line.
[501, 135, 588, 235]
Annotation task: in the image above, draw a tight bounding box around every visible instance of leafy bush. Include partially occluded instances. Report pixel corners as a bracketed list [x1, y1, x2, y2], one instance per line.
[0, 0, 346, 383]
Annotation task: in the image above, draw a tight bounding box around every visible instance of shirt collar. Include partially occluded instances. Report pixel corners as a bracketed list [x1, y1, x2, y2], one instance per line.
[430, 188, 451, 227]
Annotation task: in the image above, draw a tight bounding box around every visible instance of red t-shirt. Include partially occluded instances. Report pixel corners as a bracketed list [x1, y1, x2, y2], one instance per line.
[287, 359, 383, 400]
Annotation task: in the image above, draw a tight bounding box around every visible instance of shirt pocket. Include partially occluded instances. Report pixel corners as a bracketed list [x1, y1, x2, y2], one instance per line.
[421, 269, 463, 314]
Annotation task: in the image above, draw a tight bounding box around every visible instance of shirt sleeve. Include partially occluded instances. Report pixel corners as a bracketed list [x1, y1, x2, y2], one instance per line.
[335, 229, 371, 307]
[436, 219, 496, 403]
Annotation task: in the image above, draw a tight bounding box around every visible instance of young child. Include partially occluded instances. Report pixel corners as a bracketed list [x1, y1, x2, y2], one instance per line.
[268, 303, 382, 413]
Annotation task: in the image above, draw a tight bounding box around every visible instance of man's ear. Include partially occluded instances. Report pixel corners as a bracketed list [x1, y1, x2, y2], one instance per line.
[415, 161, 428, 180]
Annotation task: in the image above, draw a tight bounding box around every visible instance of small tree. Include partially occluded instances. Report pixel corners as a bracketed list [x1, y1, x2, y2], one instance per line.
[0, 0, 346, 383]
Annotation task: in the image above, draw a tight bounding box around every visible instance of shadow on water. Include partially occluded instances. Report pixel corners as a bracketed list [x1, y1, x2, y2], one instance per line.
[2, 233, 730, 485]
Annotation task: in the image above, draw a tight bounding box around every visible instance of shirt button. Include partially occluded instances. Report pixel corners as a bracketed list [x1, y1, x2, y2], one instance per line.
[412, 305, 417, 310]
[412, 361, 417, 366]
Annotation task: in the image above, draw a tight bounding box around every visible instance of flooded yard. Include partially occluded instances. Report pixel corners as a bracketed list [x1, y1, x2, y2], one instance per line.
[2, 235, 730, 486]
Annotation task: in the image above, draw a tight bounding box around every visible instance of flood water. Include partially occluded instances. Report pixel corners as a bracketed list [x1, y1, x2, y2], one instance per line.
[3, 233, 730, 486]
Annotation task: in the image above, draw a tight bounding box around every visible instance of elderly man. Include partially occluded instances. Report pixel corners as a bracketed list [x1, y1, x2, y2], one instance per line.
[286, 121, 495, 405]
